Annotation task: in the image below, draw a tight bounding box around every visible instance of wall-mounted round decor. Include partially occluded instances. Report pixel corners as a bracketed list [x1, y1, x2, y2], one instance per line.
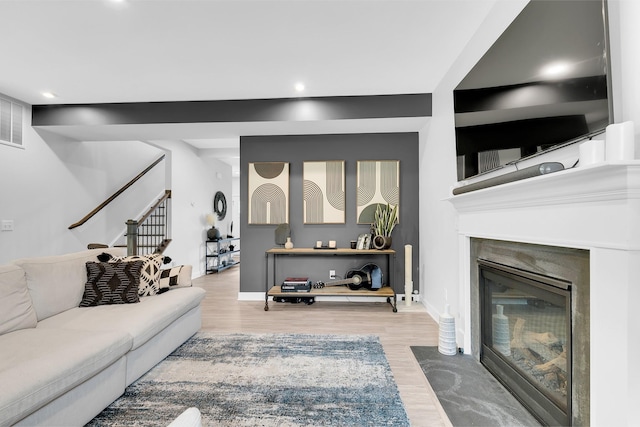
[214, 191, 227, 220]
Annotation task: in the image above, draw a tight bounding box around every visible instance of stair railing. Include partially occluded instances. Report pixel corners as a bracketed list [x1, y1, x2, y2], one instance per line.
[126, 190, 172, 256]
[69, 155, 166, 230]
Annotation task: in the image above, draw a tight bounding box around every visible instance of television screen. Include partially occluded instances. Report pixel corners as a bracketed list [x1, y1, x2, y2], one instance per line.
[454, 0, 612, 180]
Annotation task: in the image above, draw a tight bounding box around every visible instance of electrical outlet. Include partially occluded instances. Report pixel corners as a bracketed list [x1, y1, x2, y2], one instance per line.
[1, 220, 14, 231]
[329, 269, 336, 279]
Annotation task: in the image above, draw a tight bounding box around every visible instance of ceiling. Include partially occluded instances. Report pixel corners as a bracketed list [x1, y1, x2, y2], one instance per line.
[0, 0, 501, 173]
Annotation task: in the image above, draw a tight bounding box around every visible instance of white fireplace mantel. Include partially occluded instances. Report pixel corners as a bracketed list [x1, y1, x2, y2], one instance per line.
[448, 161, 640, 251]
[447, 161, 640, 426]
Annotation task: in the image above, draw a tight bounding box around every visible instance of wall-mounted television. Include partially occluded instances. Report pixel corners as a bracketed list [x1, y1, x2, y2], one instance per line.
[454, 0, 612, 180]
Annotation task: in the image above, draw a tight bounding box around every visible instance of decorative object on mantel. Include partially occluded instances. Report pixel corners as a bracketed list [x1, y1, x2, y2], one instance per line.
[205, 214, 220, 241]
[605, 121, 635, 161]
[438, 304, 457, 356]
[371, 203, 398, 250]
[284, 237, 294, 249]
[579, 139, 605, 166]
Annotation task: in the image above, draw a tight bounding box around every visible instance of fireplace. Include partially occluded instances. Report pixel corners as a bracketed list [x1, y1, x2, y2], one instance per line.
[470, 239, 589, 426]
[479, 259, 572, 426]
[447, 163, 639, 425]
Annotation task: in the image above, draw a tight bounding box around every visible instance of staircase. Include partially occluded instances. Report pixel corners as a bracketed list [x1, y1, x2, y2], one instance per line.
[68, 155, 172, 256]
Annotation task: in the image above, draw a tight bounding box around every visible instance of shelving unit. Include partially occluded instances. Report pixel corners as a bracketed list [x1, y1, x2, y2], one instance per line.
[206, 237, 240, 273]
[264, 247, 397, 311]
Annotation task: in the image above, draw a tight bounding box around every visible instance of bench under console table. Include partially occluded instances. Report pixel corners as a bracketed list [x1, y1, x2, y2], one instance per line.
[264, 247, 397, 312]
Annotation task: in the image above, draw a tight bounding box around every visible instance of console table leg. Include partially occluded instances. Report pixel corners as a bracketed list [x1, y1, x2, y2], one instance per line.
[387, 296, 398, 312]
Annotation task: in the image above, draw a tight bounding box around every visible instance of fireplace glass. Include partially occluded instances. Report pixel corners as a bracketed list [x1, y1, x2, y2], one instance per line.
[479, 259, 571, 426]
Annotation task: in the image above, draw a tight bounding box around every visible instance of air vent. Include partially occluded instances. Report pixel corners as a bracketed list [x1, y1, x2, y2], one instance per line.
[0, 96, 24, 146]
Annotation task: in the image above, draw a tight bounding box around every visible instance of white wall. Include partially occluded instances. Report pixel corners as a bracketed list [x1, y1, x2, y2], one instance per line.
[0, 99, 235, 275]
[147, 140, 232, 277]
[0, 102, 164, 264]
[419, 0, 528, 326]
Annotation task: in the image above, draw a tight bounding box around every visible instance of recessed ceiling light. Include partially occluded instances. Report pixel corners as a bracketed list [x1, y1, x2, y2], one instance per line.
[294, 82, 305, 92]
[42, 92, 57, 99]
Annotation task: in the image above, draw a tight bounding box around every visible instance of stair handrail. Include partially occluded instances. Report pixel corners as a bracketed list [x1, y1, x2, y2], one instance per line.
[137, 190, 172, 225]
[68, 155, 166, 229]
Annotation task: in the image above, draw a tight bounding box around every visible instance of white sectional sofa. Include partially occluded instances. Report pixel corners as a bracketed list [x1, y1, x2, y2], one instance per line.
[0, 248, 206, 426]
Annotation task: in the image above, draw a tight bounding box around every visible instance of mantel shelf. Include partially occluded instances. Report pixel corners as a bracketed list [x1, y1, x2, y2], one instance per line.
[447, 161, 640, 213]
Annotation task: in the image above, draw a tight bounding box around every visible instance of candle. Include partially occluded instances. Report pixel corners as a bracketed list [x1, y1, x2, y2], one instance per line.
[405, 244, 412, 306]
[579, 139, 605, 166]
[606, 121, 635, 161]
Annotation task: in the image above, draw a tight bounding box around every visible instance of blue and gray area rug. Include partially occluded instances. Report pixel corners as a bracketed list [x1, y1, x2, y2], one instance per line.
[88, 333, 409, 426]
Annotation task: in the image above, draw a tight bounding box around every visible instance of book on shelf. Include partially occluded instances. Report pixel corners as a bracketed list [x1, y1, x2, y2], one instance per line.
[283, 277, 309, 284]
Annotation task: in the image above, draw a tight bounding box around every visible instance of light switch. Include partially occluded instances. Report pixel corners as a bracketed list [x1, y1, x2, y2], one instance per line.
[1, 220, 14, 231]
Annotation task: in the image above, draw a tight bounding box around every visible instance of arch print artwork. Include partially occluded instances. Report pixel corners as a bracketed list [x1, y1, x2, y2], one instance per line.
[356, 160, 400, 224]
[303, 161, 345, 224]
[248, 162, 289, 225]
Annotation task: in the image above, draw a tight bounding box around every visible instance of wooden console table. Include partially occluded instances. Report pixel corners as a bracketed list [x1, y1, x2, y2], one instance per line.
[264, 247, 397, 312]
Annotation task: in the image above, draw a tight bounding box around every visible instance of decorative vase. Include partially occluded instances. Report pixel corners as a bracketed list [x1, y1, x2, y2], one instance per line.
[284, 237, 294, 249]
[438, 304, 457, 356]
[207, 227, 220, 241]
[372, 235, 392, 250]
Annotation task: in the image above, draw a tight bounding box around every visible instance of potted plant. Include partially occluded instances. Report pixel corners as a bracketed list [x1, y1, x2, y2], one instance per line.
[371, 203, 398, 249]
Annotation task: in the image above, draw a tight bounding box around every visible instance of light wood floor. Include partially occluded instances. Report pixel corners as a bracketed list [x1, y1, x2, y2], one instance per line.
[193, 267, 452, 427]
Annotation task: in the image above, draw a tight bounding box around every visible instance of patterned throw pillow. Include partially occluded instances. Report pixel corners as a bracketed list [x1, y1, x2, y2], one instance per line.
[80, 261, 143, 307]
[109, 254, 164, 296]
[158, 265, 190, 292]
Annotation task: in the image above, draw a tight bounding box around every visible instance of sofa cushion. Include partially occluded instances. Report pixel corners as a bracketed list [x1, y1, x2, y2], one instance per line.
[0, 264, 37, 335]
[0, 328, 131, 426]
[37, 287, 206, 350]
[80, 261, 143, 307]
[13, 247, 126, 321]
[109, 253, 163, 296]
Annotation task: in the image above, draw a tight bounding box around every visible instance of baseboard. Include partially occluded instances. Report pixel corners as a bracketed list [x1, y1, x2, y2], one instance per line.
[237, 292, 265, 301]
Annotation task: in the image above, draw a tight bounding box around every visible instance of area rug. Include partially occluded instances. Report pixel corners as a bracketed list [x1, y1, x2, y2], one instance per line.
[411, 346, 541, 427]
[88, 333, 410, 426]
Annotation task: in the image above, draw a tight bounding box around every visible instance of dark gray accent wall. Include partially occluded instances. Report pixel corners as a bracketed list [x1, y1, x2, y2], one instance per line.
[240, 133, 419, 294]
[32, 94, 431, 126]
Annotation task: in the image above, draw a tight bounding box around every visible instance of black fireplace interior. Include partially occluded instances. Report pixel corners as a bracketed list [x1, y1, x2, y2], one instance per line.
[479, 259, 572, 426]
